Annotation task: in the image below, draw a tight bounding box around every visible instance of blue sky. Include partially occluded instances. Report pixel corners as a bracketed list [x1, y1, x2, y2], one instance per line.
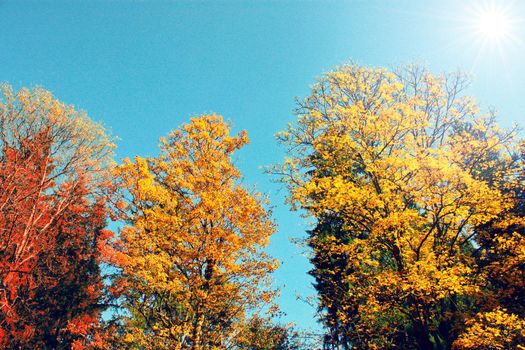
[1, 0, 524, 332]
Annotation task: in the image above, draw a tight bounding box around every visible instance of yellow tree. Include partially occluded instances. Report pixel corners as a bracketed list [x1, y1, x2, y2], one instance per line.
[113, 115, 277, 349]
[275, 64, 524, 349]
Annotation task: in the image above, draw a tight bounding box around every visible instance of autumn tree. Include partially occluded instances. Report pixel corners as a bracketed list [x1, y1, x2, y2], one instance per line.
[113, 115, 278, 349]
[0, 85, 115, 348]
[275, 64, 524, 349]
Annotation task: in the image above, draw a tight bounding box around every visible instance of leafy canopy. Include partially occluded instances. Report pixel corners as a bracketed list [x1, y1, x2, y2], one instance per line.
[113, 115, 278, 349]
[275, 64, 524, 349]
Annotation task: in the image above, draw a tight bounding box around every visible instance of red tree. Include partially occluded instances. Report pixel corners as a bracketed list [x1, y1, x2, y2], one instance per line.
[0, 85, 115, 349]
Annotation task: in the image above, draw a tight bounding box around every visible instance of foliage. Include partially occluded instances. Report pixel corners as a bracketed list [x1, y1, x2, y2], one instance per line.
[275, 64, 525, 349]
[453, 308, 525, 350]
[112, 115, 278, 349]
[0, 85, 115, 348]
[233, 315, 303, 350]
[3, 63, 523, 350]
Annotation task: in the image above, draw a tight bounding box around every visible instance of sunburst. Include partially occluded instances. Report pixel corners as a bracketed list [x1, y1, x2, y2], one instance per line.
[467, 1, 519, 50]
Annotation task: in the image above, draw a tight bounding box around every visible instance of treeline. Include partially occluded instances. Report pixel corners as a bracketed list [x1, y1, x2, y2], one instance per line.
[0, 63, 523, 350]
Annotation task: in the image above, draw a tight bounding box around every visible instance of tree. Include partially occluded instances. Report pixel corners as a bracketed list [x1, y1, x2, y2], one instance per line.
[0, 85, 115, 348]
[307, 215, 354, 349]
[275, 64, 524, 349]
[113, 115, 278, 349]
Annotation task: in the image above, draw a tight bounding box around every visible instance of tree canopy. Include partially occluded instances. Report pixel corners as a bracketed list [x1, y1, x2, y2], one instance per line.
[0, 85, 115, 349]
[275, 64, 525, 349]
[112, 115, 279, 349]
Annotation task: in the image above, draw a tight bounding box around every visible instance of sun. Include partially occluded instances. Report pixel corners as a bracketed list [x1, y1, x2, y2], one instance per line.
[468, 1, 518, 47]
[474, 8, 511, 41]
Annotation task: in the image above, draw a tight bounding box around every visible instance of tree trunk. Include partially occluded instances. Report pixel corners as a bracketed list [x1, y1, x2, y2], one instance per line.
[414, 322, 435, 350]
[192, 312, 204, 350]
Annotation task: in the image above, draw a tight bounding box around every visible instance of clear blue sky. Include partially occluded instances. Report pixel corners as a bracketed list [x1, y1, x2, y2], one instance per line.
[1, 0, 524, 332]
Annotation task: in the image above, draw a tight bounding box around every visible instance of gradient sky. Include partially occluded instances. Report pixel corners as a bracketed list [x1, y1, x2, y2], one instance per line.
[1, 0, 524, 332]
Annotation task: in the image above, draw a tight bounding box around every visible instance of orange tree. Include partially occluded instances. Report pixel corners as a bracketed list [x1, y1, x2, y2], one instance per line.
[274, 64, 524, 349]
[112, 115, 278, 349]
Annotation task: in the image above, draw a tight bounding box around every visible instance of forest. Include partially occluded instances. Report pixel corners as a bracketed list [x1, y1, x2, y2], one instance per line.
[0, 63, 524, 350]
